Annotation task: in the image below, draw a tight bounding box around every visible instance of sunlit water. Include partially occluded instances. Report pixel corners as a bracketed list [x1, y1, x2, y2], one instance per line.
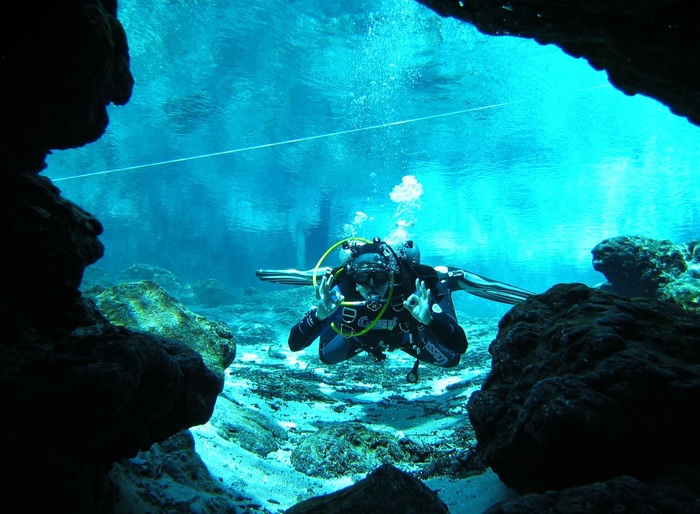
[46, 0, 700, 317]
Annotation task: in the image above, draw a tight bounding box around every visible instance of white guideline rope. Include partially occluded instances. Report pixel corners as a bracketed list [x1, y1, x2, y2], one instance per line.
[52, 84, 610, 182]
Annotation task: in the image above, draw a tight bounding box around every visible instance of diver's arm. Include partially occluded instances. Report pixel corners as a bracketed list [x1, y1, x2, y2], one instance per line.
[315, 274, 344, 320]
[288, 308, 327, 351]
[288, 275, 343, 351]
[403, 278, 432, 325]
[404, 278, 468, 354]
[422, 309, 468, 354]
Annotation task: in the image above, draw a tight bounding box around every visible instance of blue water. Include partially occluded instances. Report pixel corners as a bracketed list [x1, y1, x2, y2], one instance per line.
[45, 0, 700, 317]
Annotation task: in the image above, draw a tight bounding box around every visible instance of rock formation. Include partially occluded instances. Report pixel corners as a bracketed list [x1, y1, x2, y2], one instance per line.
[1, 3, 222, 512]
[2, 0, 699, 512]
[592, 235, 700, 311]
[285, 463, 450, 514]
[467, 282, 700, 510]
[417, 0, 700, 127]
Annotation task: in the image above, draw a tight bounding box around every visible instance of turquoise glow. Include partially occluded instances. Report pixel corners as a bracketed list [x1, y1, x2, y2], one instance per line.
[46, 0, 700, 316]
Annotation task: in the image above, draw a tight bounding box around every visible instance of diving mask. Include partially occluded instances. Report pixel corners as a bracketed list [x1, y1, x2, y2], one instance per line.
[354, 268, 390, 286]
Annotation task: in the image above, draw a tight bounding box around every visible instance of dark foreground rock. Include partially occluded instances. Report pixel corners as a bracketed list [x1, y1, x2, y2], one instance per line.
[4, 1, 700, 512]
[417, 0, 700, 127]
[105, 430, 239, 513]
[285, 463, 449, 514]
[1, 317, 223, 513]
[484, 472, 700, 514]
[467, 282, 700, 509]
[592, 235, 699, 311]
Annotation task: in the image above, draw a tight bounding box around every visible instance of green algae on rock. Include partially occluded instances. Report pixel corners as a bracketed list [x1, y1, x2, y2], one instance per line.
[91, 280, 235, 377]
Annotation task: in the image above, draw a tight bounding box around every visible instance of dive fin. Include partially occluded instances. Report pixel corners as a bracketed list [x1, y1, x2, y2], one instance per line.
[435, 266, 535, 305]
[255, 268, 331, 286]
[256, 266, 535, 305]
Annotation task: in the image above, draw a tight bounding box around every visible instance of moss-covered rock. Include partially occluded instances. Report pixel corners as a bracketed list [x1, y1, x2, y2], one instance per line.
[117, 264, 186, 299]
[90, 280, 235, 376]
[291, 422, 406, 478]
[189, 278, 239, 308]
[233, 321, 277, 346]
[592, 236, 700, 312]
[209, 396, 287, 456]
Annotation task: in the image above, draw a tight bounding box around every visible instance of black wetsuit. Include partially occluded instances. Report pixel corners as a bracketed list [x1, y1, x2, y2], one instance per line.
[288, 264, 468, 367]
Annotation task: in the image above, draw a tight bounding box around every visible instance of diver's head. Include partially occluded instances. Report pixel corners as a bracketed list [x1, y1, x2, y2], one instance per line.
[393, 240, 420, 266]
[349, 251, 392, 301]
[340, 237, 419, 267]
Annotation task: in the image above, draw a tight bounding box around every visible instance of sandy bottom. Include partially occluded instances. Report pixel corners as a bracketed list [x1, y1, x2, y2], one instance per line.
[191, 312, 518, 513]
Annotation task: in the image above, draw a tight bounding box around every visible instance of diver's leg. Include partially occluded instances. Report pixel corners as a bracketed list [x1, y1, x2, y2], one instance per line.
[401, 342, 461, 368]
[318, 332, 363, 364]
[435, 280, 458, 319]
[401, 332, 462, 368]
[430, 281, 469, 355]
[437, 266, 534, 305]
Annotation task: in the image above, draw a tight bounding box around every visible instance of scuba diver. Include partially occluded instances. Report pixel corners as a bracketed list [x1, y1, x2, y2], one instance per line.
[256, 236, 534, 382]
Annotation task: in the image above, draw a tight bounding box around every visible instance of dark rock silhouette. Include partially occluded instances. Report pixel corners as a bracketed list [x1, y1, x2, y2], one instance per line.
[417, 0, 700, 127]
[2, 1, 699, 512]
[592, 235, 700, 311]
[285, 463, 450, 514]
[468, 283, 700, 509]
[0, 3, 222, 512]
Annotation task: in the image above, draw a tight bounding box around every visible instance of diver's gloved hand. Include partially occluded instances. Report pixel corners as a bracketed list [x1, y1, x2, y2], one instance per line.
[404, 278, 433, 325]
[315, 274, 344, 320]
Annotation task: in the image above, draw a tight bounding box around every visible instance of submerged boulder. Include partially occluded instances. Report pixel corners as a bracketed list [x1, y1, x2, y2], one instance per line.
[90, 280, 236, 377]
[209, 395, 288, 457]
[592, 235, 700, 311]
[1, 317, 223, 513]
[189, 278, 240, 308]
[291, 422, 408, 478]
[467, 283, 700, 496]
[286, 463, 449, 514]
[116, 264, 188, 300]
[106, 430, 239, 512]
